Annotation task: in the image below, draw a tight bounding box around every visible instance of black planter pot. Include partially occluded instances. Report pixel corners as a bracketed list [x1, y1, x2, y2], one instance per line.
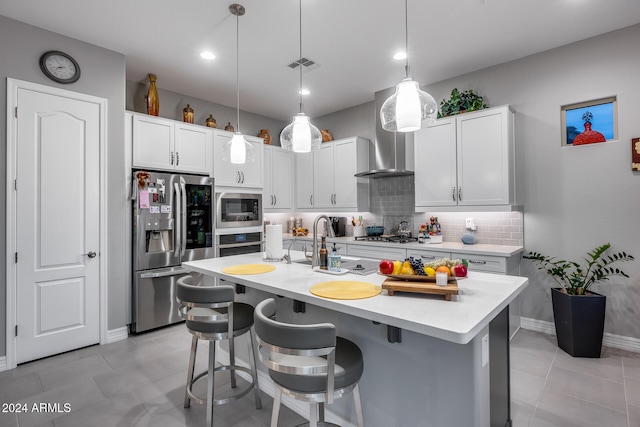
[551, 288, 606, 358]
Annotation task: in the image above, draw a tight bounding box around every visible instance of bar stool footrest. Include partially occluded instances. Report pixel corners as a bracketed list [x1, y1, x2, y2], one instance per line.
[187, 364, 256, 406]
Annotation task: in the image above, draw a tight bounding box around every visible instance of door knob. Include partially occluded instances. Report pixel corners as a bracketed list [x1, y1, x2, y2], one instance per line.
[84, 251, 97, 258]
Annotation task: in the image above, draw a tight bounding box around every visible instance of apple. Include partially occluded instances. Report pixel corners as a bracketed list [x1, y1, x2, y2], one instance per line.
[452, 263, 468, 278]
[379, 259, 394, 275]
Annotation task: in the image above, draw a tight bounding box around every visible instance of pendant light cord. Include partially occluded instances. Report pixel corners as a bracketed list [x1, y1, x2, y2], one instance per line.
[236, 8, 241, 132]
[404, 0, 410, 79]
[298, 0, 303, 113]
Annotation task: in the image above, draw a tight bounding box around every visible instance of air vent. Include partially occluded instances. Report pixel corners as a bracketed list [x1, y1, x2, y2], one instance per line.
[287, 57, 320, 72]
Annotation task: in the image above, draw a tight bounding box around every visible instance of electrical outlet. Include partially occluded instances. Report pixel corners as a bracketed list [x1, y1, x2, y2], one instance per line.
[466, 217, 476, 231]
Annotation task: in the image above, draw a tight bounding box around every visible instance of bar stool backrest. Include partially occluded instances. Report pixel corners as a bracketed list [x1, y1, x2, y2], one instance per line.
[254, 298, 338, 403]
[176, 275, 235, 339]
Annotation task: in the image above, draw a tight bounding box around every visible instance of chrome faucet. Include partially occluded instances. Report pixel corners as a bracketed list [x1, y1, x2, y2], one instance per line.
[311, 214, 335, 268]
[284, 231, 306, 264]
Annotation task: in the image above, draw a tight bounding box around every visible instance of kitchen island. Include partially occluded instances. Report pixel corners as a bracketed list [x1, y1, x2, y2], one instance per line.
[183, 252, 528, 427]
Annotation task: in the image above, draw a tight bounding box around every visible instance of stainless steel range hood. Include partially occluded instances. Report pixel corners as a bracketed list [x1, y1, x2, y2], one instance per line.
[354, 86, 414, 178]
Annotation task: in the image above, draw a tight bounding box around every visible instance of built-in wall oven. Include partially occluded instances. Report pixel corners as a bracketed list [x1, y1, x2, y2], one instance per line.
[215, 192, 262, 229]
[216, 232, 263, 257]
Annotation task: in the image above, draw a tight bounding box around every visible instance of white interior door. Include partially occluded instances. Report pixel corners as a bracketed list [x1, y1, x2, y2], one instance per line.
[15, 87, 100, 364]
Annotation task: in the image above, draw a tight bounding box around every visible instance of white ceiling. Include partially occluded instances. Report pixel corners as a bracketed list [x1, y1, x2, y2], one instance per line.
[2, 0, 640, 121]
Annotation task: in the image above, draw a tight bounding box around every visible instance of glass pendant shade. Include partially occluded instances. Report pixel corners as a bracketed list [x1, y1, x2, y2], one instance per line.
[280, 113, 322, 153]
[381, 78, 438, 132]
[223, 132, 255, 164]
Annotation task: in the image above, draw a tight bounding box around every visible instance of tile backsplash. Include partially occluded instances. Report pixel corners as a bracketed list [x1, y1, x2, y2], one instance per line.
[264, 173, 523, 246]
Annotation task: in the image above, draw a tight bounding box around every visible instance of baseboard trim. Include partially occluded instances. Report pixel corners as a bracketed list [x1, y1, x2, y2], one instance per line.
[0, 356, 6, 372]
[106, 327, 129, 343]
[216, 347, 357, 427]
[520, 317, 640, 353]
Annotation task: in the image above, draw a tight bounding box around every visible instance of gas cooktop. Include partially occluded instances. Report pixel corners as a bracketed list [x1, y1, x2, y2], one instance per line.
[354, 235, 418, 244]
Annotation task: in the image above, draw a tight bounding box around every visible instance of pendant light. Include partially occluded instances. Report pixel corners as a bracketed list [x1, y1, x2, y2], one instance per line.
[380, 0, 437, 132]
[223, 3, 255, 164]
[280, 0, 321, 153]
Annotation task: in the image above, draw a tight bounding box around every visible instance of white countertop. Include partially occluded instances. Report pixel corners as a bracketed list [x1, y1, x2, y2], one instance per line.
[282, 235, 523, 256]
[183, 251, 528, 345]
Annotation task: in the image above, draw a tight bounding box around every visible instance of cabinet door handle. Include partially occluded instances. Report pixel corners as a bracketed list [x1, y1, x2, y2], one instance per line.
[452, 187, 456, 201]
[176, 152, 179, 166]
[236, 171, 241, 183]
[241, 171, 245, 183]
[310, 195, 313, 206]
[468, 259, 487, 265]
[171, 152, 175, 166]
[420, 255, 436, 260]
[274, 195, 277, 205]
[458, 186, 462, 202]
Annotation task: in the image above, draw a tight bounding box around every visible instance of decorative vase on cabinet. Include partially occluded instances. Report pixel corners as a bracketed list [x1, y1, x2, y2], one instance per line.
[183, 104, 194, 123]
[145, 74, 159, 116]
[258, 129, 272, 145]
[205, 114, 217, 128]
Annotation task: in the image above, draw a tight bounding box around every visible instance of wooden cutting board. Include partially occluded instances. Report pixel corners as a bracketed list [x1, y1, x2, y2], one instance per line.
[382, 277, 458, 300]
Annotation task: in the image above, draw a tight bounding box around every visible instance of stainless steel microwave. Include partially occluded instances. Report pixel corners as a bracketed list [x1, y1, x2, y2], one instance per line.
[215, 192, 262, 228]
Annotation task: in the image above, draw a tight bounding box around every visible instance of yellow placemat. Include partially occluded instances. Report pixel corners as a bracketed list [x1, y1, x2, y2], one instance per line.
[310, 281, 382, 300]
[222, 264, 276, 275]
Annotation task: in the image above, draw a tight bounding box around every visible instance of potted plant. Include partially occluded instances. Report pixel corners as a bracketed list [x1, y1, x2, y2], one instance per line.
[524, 243, 634, 357]
[437, 88, 488, 118]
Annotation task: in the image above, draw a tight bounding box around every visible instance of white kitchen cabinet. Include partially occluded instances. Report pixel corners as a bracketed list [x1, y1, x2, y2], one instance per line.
[347, 244, 406, 262]
[415, 105, 515, 209]
[294, 151, 314, 208]
[132, 114, 210, 175]
[406, 248, 451, 264]
[264, 145, 293, 210]
[213, 130, 264, 188]
[310, 137, 370, 211]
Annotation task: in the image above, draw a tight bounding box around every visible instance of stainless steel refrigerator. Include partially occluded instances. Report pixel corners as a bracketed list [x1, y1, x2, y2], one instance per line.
[131, 171, 214, 333]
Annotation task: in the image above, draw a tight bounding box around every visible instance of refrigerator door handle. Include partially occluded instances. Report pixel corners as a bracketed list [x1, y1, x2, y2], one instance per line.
[180, 180, 187, 258]
[174, 182, 182, 258]
[139, 268, 189, 279]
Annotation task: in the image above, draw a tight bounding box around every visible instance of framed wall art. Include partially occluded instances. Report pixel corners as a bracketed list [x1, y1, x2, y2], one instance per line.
[632, 138, 640, 171]
[561, 96, 617, 146]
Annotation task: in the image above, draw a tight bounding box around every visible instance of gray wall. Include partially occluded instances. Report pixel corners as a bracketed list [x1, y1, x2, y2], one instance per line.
[0, 16, 289, 360]
[126, 81, 287, 145]
[316, 24, 640, 340]
[0, 15, 127, 356]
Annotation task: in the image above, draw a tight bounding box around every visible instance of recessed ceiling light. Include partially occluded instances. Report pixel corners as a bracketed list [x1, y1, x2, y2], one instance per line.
[299, 89, 310, 95]
[200, 51, 215, 60]
[393, 51, 407, 60]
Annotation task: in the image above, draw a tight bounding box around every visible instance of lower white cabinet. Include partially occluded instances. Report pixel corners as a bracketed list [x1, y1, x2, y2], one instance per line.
[347, 245, 406, 262]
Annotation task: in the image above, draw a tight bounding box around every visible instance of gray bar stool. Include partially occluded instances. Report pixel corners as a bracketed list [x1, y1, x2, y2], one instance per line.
[176, 275, 262, 426]
[254, 298, 365, 427]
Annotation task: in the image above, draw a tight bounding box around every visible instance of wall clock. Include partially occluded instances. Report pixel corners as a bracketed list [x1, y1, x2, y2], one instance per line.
[39, 51, 81, 84]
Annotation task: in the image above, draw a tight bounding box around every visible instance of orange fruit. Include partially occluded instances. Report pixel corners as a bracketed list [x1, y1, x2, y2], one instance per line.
[435, 266, 451, 276]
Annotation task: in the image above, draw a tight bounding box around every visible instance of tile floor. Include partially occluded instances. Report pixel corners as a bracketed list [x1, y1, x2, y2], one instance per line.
[0, 325, 638, 427]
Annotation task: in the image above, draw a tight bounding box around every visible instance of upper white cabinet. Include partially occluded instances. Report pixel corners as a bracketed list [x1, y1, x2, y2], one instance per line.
[264, 145, 293, 210]
[212, 130, 264, 188]
[296, 137, 370, 211]
[294, 151, 314, 209]
[415, 105, 515, 209]
[132, 114, 210, 175]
